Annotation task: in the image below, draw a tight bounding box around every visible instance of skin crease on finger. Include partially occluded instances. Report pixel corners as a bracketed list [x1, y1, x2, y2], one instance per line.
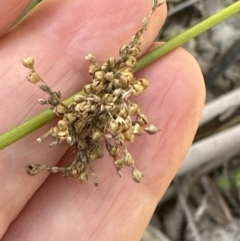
[0, 0, 168, 238]
[0, 0, 32, 36]
[0, 1, 205, 240]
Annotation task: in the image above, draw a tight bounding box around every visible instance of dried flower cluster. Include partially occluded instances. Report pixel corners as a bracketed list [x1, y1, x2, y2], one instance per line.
[23, 0, 164, 186]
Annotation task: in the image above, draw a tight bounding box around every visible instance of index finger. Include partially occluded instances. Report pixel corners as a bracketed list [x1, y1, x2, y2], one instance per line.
[0, 0, 167, 237]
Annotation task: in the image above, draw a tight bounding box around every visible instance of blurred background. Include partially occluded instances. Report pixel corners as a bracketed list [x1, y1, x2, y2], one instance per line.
[143, 1, 240, 240]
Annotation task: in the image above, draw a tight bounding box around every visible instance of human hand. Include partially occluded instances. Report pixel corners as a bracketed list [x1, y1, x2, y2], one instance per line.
[0, 0, 205, 240]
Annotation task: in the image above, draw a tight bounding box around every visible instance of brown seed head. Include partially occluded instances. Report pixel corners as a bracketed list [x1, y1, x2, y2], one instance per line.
[25, 2, 163, 185]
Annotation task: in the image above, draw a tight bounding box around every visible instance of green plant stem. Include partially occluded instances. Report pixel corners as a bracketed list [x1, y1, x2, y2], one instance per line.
[135, 1, 240, 71]
[1, 1, 240, 150]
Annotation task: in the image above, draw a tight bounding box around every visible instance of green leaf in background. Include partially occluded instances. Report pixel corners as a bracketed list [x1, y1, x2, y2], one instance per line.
[218, 177, 232, 189]
[234, 168, 240, 187]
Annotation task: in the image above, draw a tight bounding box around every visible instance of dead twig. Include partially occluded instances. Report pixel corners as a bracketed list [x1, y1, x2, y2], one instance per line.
[174, 180, 202, 241]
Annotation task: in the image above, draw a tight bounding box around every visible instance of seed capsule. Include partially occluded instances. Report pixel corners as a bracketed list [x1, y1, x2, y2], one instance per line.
[73, 95, 85, 102]
[65, 113, 77, 124]
[128, 102, 140, 116]
[107, 57, 117, 68]
[114, 158, 124, 169]
[137, 113, 148, 126]
[123, 150, 135, 166]
[109, 119, 119, 134]
[132, 168, 143, 182]
[85, 54, 96, 63]
[144, 125, 160, 135]
[38, 99, 47, 105]
[128, 46, 140, 56]
[104, 72, 114, 81]
[119, 45, 129, 56]
[131, 81, 144, 95]
[133, 123, 145, 136]
[22, 57, 34, 69]
[117, 104, 128, 119]
[94, 71, 105, 81]
[78, 172, 88, 182]
[119, 71, 134, 85]
[53, 104, 67, 115]
[122, 129, 135, 142]
[58, 120, 68, 131]
[92, 130, 103, 141]
[27, 71, 41, 83]
[125, 56, 137, 67]
[138, 78, 149, 89]
[89, 64, 100, 75]
[106, 142, 121, 158]
[84, 84, 93, 94]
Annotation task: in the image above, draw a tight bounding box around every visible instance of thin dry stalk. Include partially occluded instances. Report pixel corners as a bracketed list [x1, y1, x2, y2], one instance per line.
[178, 124, 240, 176]
[200, 175, 233, 223]
[174, 180, 202, 241]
